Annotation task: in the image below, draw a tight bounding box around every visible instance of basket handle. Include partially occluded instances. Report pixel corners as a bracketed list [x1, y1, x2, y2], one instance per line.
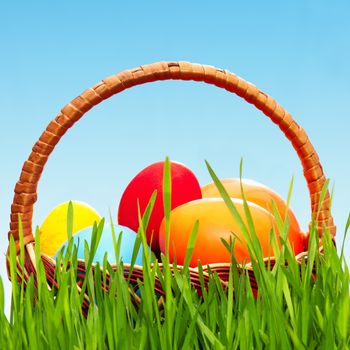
[8, 61, 335, 249]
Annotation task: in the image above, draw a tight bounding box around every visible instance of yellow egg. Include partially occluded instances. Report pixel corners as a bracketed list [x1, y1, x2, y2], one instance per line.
[39, 201, 101, 257]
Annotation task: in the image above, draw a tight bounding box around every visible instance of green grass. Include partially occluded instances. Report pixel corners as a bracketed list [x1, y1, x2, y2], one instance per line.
[0, 159, 349, 349]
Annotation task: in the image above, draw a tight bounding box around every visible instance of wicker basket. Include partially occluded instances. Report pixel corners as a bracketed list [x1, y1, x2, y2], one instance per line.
[6, 61, 336, 313]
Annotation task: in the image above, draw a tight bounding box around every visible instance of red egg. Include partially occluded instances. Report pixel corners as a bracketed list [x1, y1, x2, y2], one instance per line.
[118, 160, 202, 253]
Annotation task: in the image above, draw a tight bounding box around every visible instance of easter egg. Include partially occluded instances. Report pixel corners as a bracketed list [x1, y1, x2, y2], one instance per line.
[118, 160, 202, 253]
[40, 201, 101, 257]
[159, 198, 303, 267]
[54, 224, 144, 265]
[201, 178, 306, 252]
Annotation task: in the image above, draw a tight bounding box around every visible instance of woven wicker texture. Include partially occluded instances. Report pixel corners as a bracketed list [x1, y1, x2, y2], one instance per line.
[6, 61, 336, 315]
[8, 61, 335, 255]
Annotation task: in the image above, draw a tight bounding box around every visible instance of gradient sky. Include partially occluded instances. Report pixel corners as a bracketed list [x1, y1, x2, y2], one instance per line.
[1, 1, 349, 314]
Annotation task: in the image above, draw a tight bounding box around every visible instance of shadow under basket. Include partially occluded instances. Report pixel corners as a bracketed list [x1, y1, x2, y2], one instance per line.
[7, 61, 336, 315]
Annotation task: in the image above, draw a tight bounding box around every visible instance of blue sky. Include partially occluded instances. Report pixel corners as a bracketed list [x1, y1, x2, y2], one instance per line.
[1, 1, 349, 313]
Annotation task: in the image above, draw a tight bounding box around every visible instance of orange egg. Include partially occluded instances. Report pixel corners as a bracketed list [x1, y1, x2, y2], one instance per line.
[201, 178, 306, 252]
[159, 198, 291, 267]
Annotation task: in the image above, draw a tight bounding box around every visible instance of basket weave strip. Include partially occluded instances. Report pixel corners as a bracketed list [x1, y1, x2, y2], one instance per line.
[8, 62, 335, 250]
[6, 62, 335, 315]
